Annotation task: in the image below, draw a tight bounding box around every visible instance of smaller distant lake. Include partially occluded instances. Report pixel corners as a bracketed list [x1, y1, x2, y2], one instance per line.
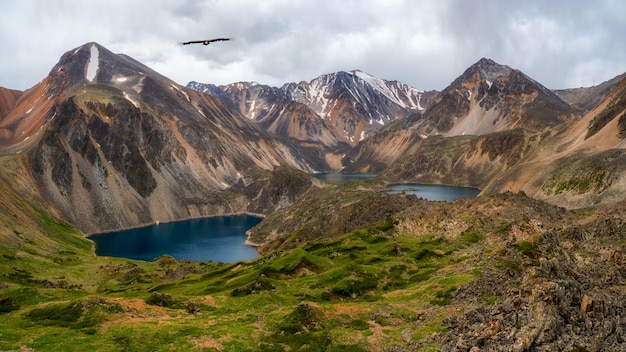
[386, 183, 480, 202]
[90, 214, 263, 263]
[313, 172, 376, 184]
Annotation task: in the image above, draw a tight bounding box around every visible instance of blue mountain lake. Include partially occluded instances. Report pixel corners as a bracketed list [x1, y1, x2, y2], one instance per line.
[386, 183, 481, 202]
[90, 214, 263, 263]
[91, 183, 479, 263]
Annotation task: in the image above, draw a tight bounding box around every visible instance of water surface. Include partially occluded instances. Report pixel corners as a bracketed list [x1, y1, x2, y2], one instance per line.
[313, 172, 376, 184]
[91, 214, 262, 262]
[386, 183, 480, 202]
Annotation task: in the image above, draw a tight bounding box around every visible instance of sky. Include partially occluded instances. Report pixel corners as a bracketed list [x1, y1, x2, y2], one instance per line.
[1, 0, 625, 92]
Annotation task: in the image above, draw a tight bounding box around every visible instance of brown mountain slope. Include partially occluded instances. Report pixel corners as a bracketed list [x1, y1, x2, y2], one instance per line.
[219, 83, 350, 151]
[0, 79, 58, 155]
[555, 72, 626, 112]
[0, 87, 22, 120]
[481, 75, 626, 208]
[0, 43, 326, 233]
[409, 58, 579, 137]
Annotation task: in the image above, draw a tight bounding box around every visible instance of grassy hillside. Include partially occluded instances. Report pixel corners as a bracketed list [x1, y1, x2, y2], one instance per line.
[1, 163, 625, 351]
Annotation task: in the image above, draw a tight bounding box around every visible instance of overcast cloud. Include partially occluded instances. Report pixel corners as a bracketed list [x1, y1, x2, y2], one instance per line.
[1, 0, 624, 91]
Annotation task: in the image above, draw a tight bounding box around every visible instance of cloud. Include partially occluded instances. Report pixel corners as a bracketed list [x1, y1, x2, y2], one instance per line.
[0, 0, 624, 91]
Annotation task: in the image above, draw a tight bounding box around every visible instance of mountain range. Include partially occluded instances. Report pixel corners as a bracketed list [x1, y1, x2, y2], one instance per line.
[188, 70, 437, 149]
[2, 42, 626, 351]
[1, 41, 626, 233]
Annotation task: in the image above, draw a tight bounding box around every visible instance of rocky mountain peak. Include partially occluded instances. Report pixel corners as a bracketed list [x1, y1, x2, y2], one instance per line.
[471, 57, 513, 82]
[409, 58, 578, 136]
[187, 81, 223, 95]
[448, 58, 515, 95]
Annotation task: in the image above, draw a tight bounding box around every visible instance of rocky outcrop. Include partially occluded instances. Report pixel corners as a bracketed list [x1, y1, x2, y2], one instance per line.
[439, 231, 626, 351]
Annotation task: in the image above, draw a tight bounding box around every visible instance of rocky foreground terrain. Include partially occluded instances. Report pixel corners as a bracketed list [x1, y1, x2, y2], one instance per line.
[243, 183, 626, 351]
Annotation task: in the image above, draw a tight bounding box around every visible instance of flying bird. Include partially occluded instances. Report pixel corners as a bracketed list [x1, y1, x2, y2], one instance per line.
[180, 38, 232, 46]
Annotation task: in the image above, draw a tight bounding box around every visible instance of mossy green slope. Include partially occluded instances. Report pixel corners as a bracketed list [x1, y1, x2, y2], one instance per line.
[1, 169, 625, 351]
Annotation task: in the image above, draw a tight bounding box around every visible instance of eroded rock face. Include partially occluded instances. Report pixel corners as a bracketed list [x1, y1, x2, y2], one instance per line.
[438, 232, 626, 352]
[10, 42, 331, 233]
[82, 100, 157, 198]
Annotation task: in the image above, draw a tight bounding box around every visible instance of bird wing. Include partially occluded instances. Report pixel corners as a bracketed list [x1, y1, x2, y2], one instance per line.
[180, 40, 205, 45]
[180, 38, 232, 45]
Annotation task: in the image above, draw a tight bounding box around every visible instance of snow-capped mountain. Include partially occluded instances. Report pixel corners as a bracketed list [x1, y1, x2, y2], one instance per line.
[0, 42, 326, 233]
[188, 70, 437, 145]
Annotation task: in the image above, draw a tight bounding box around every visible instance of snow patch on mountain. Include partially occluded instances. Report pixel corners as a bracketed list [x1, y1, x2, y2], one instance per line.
[248, 99, 256, 119]
[353, 70, 424, 110]
[86, 44, 99, 82]
[170, 84, 190, 101]
[354, 70, 406, 108]
[303, 78, 333, 118]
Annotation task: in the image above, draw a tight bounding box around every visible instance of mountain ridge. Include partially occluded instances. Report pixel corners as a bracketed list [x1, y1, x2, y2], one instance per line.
[188, 69, 438, 146]
[342, 58, 626, 209]
[1, 43, 626, 232]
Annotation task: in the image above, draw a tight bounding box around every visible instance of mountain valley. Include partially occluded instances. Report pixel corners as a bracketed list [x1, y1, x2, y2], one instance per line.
[1, 42, 626, 351]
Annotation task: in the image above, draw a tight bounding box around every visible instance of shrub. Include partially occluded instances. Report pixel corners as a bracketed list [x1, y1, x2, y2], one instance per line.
[146, 292, 176, 307]
[459, 231, 484, 244]
[430, 286, 457, 306]
[0, 296, 19, 314]
[414, 248, 442, 260]
[347, 319, 370, 330]
[516, 241, 539, 258]
[280, 302, 324, 333]
[28, 301, 83, 325]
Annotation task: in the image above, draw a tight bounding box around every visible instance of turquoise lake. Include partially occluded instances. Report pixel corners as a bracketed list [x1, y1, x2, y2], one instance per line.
[386, 183, 481, 201]
[90, 214, 262, 263]
[91, 181, 480, 263]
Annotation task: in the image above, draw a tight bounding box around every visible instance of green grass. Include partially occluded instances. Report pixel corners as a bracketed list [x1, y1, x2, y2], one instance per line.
[0, 187, 507, 351]
[0, 220, 483, 351]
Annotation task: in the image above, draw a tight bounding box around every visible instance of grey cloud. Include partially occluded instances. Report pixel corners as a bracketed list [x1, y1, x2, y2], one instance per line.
[0, 0, 624, 92]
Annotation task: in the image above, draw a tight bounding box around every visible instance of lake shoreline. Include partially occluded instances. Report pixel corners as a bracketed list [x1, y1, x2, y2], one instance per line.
[86, 211, 266, 238]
